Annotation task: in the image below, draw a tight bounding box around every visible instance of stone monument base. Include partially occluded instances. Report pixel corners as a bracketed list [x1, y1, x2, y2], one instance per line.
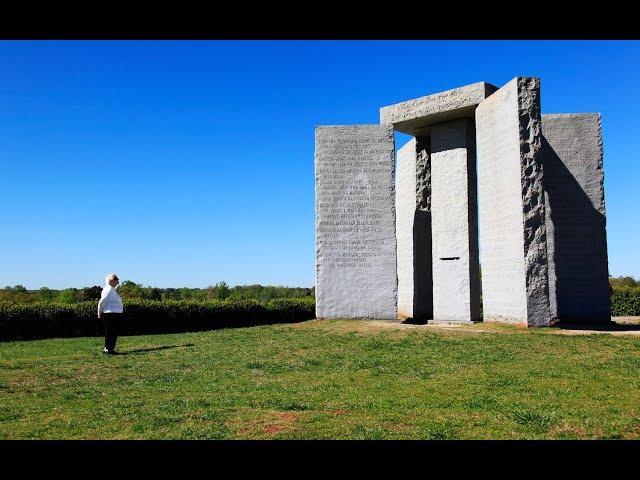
[427, 319, 478, 325]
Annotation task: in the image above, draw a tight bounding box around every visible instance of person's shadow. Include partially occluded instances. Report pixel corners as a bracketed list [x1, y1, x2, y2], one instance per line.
[118, 343, 195, 355]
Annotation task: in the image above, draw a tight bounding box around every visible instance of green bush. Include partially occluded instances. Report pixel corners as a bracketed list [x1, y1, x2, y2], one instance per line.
[0, 298, 315, 341]
[2, 287, 638, 341]
[610, 287, 640, 316]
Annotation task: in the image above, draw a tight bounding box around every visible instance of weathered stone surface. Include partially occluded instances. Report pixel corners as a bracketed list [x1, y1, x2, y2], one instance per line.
[380, 81, 498, 136]
[541, 113, 610, 323]
[395, 137, 432, 321]
[315, 125, 397, 319]
[430, 119, 480, 322]
[476, 77, 551, 326]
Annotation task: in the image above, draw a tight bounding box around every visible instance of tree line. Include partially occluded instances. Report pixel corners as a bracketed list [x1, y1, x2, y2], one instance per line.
[2, 276, 638, 305]
[608, 276, 640, 289]
[0, 281, 315, 304]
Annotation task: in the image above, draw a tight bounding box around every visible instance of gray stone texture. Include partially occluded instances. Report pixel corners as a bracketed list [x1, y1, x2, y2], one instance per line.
[431, 119, 481, 322]
[541, 113, 610, 323]
[379, 82, 498, 136]
[476, 77, 551, 326]
[315, 125, 397, 319]
[395, 137, 432, 321]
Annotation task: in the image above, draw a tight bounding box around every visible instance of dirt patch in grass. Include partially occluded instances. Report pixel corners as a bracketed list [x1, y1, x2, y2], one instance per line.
[3, 373, 62, 395]
[548, 422, 590, 438]
[263, 412, 299, 435]
[294, 318, 640, 337]
[227, 410, 302, 438]
[383, 421, 412, 433]
[293, 319, 509, 336]
[331, 409, 351, 416]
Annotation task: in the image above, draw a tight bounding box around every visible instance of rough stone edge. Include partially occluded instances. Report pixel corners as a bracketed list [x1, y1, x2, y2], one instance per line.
[516, 77, 551, 327]
[594, 114, 608, 274]
[387, 124, 399, 320]
[415, 137, 431, 213]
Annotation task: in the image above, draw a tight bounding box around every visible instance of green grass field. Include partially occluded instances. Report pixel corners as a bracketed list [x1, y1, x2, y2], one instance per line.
[1, 319, 639, 439]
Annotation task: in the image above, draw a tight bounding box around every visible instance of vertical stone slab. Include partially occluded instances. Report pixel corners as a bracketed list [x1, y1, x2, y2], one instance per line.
[541, 113, 610, 323]
[315, 125, 397, 319]
[414, 137, 433, 322]
[431, 119, 480, 322]
[396, 138, 417, 319]
[476, 77, 551, 326]
[395, 138, 432, 321]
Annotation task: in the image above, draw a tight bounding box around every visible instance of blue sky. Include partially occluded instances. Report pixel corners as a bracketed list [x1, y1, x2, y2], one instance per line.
[1, 40, 638, 289]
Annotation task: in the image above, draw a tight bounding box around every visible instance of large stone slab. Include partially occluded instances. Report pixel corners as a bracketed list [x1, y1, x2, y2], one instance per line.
[395, 137, 432, 321]
[431, 119, 480, 322]
[541, 113, 610, 323]
[476, 77, 551, 327]
[380, 81, 498, 136]
[315, 125, 397, 319]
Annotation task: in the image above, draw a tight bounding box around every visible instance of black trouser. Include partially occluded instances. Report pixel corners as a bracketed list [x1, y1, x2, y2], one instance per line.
[102, 313, 121, 351]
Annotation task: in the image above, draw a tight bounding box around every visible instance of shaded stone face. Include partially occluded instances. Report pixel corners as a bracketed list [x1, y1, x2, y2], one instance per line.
[541, 113, 610, 323]
[315, 125, 397, 319]
[395, 138, 432, 322]
[430, 119, 480, 322]
[476, 77, 551, 326]
[413, 137, 433, 321]
[379, 81, 498, 136]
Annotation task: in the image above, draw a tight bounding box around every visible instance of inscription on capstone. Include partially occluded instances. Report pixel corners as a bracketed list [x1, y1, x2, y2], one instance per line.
[315, 125, 397, 319]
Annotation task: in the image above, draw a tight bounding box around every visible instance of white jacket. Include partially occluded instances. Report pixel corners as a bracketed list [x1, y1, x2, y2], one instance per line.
[98, 285, 124, 314]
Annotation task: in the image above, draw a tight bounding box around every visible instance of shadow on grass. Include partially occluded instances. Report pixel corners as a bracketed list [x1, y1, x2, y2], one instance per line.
[401, 318, 483, 326]
[400, 317, 427, 325]
[119, 343, 195, 355]
[555, 321, 640, 332]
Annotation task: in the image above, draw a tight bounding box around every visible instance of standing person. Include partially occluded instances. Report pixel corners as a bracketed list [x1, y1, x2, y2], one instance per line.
[98, 273, 123, 355]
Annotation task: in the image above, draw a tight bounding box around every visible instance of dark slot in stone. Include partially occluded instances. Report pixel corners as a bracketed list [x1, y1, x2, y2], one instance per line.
[439, 257, 460, 261]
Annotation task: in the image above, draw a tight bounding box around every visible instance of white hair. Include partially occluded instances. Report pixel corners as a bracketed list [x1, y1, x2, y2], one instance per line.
[105, 273, 119, 284]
